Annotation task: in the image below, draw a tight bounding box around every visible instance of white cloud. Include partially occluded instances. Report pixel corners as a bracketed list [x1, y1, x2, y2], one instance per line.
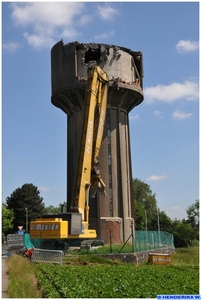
[170, 206, 186, 216]
[93, 30, 115, 42]
[166, 206, 186, 219]
[11, 2, 85, 27]
[129, 114, 140, 121]
[97, 4, 119, 21]
[172, 110, 193, 120]
[39, 186, 50, 192]
[10, 2, 86, 49]
[147, 175, 168, 181]
[176, 40, 199, 53]
[23, 32, 55, 49]
[60, 28, 80, 40]
[144, 81, 198, 104]
[3, 42, 20, 52]
[153, 110, 163, 117]
[79, 14, 92, 26]
[170, 206, 182, 210]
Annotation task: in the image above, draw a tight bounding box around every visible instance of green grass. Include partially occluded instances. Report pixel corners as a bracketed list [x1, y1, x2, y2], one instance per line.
[80, 242, 134, 254]
[172, 246, 199, 266]
[63, 253, 118, 265]
[78, 241, 171, 254]
[6, 255, 43, 298]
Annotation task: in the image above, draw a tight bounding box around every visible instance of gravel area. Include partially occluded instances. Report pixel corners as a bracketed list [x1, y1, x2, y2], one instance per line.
[2, 258, 9, 298]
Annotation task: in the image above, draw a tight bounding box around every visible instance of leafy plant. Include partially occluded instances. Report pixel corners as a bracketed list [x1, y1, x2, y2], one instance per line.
[34, 262, 199, 298]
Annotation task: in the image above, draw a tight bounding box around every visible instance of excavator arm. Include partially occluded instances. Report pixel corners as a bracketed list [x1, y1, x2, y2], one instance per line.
[71, 64, 109, 226]
[30, 64, 108, 241]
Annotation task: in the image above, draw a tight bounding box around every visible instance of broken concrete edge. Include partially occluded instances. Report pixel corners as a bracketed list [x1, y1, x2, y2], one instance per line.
[52, 40, 143, 88]
[77, 76, 141, 89]
[62, 40, 143, 67]
[98, 247, 175, 264]
[100, 217, 122, 223]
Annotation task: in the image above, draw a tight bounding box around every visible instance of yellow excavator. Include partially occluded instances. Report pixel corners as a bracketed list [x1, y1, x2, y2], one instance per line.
[30, 64, 109, 250]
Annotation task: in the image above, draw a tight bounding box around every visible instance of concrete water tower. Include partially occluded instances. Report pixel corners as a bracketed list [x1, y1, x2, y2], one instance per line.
[51, 41, 143, 243]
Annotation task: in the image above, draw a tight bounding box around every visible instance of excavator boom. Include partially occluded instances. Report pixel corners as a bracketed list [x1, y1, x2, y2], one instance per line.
[71, 65, 109, 221]
[30, 64, 108, 242]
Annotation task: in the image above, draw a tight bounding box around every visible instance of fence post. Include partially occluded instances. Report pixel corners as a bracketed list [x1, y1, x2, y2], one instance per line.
[110, 229, 112, 253]
[132, 221, 135, 253]
[144, 230, 146, 251]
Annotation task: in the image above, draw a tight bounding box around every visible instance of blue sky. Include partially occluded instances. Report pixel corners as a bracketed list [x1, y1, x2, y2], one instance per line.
[2, 2, 199, 221]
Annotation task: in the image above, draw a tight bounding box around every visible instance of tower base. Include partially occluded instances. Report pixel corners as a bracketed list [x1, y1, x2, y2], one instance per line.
[99, 217, 122, 244]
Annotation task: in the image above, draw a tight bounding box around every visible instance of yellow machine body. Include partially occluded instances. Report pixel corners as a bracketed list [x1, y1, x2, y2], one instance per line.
[30, 218, 68, 239]
[30, 218, 96, 239]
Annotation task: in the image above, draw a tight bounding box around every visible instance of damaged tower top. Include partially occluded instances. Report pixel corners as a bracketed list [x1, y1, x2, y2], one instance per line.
[51, 41, 143, 114]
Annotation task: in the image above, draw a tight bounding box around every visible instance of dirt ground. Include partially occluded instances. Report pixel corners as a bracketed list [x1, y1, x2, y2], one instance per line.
[2, 258, 9, 298]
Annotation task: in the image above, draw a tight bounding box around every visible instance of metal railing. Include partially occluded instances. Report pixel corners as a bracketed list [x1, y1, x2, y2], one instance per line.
[7, 234, 24, 248]
[31, 248, 64, 264]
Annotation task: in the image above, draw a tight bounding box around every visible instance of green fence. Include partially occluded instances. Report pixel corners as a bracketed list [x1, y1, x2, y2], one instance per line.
[31, 230, 174, 254]
[134, 230, 174, 252]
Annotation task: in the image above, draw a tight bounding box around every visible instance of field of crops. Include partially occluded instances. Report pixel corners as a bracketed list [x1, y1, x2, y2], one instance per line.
[34, 263, 199, 298]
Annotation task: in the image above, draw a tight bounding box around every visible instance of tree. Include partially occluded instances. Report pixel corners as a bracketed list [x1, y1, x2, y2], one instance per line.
[2, 204, 14, 237]
[171, 219, 196, 247]
[158, 210, 173, 232]
[43, 205, 61, 214]
[186, 199, 199, 241]
[133, 178, 199, 248]
[43, 202, 67, 214]
[6, 183, 45, 233]
[133, 178, 172, 231]
[133, 178, 158, 230]
[186, 200, 199, 228]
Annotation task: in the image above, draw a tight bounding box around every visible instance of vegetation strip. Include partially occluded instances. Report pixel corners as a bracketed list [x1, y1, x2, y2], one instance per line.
[33, 263, 199, 298]
[5, 247, 199, 298]
[6, 255, 43, 298]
